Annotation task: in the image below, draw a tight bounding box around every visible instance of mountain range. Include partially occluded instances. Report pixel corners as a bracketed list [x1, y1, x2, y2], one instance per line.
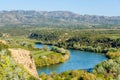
[0, 10, 120, 27]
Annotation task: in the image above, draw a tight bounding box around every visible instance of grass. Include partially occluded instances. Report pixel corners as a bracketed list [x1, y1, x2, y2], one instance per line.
[31, 49, 58, 58]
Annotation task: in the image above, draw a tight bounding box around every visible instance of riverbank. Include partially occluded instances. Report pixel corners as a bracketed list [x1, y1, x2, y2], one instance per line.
[40, 70, 96, 80]
[36, 44, 107, 74]
[38, 45, 120, 80]
[31, 46, 70, 68]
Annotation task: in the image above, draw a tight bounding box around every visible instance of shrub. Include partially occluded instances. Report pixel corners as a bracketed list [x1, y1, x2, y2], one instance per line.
[93, 57, 120, 79]
[107, 51, 120, 59]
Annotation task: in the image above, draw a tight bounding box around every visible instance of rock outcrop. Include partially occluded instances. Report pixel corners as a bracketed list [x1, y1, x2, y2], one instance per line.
[0, 40, 7, 44]
[9, 48, 41, 80]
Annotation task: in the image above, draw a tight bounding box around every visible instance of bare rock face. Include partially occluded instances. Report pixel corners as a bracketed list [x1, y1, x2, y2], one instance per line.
[2, 33, 10, 38]
[9, 48, 41, 80]
[0, 40, 7, 44]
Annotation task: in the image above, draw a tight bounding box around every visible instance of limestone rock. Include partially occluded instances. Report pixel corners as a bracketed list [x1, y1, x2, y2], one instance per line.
[9, 48, 41, 80]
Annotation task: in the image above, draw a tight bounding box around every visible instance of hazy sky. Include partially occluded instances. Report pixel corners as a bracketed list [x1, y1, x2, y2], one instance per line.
[0, 0, 120, 16]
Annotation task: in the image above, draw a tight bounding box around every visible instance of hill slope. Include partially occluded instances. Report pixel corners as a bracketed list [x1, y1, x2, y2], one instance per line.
[0, 10, 120, 27]
[9, 48, 40, 79]
[0, 42, 39, 80]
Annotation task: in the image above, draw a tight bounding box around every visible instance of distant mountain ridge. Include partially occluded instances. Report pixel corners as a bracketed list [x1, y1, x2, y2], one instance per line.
[0, 10, 120, 26]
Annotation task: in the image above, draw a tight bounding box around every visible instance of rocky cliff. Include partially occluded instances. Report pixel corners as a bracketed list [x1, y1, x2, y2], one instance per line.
[9, 48, 41, 80]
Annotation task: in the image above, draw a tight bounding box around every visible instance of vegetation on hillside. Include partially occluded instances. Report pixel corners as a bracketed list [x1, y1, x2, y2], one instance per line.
[106, 50, 120, 59]
[93, 57, 120, 80]
[40, 70, 96, 80]
[0, 42, 38, 80]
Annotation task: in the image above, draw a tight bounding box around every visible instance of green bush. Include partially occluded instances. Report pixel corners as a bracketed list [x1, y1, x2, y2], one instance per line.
[107, 50, 120, 59]
[40, 70, 96, 80]
[93, 57, 120, 79]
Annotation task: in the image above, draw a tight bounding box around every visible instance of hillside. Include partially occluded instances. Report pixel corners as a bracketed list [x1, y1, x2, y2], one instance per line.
[9, 48, 40, 79]
[0, 10, 120, 27]
[0, 42, 39, 80]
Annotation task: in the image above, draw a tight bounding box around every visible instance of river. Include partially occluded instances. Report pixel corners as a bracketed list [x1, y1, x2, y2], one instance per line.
[35, 44, 107, 74]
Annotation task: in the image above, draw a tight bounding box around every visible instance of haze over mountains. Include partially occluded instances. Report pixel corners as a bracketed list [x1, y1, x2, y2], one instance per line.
[0, 10, 120, 27]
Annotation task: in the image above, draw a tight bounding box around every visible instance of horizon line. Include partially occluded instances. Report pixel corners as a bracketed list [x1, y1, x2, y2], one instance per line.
[0, 10, 120, 17]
